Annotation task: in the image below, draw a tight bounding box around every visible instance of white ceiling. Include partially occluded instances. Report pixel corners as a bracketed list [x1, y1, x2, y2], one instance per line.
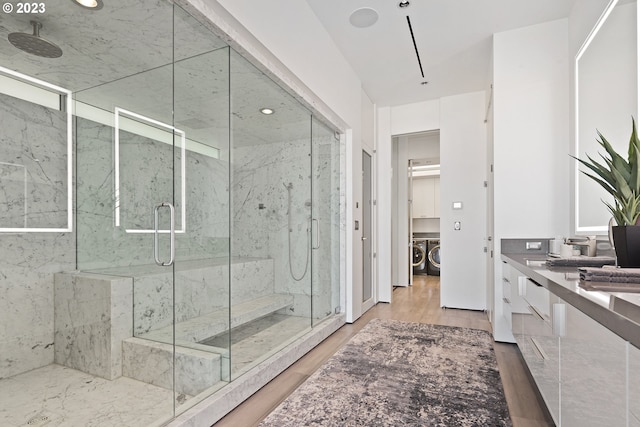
[306, 0, 577, 107]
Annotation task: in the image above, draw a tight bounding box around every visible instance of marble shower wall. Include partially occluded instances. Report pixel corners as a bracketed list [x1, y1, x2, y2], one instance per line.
[232, 133, 342, 319]
[0, 93, 75, 379]
[232, 139, 310, 316]
[76, 117, 230, 272]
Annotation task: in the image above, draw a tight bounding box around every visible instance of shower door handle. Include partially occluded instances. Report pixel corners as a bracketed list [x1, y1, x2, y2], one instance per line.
[153, 202, 176, 266]
[312, 218, 320, 249]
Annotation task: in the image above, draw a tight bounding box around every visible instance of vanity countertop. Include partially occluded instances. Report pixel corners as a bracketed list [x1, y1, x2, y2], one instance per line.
[502, 253, 640, 348]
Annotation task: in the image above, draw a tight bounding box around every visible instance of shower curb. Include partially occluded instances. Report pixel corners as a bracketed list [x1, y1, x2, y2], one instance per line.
[165, 314, 346, 427]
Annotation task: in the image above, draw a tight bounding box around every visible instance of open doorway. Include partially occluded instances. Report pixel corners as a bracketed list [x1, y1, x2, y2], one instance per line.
[391, 131, 440, 289]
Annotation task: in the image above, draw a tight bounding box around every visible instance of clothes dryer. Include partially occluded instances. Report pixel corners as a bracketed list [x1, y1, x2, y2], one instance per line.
[427, 239, 440, 276]
[412, 239, 428, 275]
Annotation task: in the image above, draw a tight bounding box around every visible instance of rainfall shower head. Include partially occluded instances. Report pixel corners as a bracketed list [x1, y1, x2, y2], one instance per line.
[8, 21, 63, 58]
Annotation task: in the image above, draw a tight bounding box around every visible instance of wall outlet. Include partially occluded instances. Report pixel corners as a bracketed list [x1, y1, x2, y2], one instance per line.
[454, 221, 461, 230]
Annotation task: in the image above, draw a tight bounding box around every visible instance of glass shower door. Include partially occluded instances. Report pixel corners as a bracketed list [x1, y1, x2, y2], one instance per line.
[76, 59, 185, 425]
[227, 50, 313, 379]
[311, 117, 342, 324]
[74, 3, 233, 423]
[171, 4, 232, 413]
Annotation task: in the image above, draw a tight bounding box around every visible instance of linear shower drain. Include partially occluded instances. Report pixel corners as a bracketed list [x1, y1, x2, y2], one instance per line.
[26, 415, 49, 426]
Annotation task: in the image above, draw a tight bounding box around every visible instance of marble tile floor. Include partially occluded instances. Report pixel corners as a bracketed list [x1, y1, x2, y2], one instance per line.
[0, 364, 180, 427]
[0, 314, 315, 427]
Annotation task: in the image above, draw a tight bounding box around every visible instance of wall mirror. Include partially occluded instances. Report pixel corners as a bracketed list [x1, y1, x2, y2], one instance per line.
[575, 0, 638, 233]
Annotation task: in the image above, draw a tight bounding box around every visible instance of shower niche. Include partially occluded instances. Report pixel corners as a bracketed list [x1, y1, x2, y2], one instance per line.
[0, 2, 342, 426]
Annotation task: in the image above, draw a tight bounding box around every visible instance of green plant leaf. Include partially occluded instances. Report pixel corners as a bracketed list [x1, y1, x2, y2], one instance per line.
[598, 131, 631, 179]
[573, 154, 615, 188]
[574, 117, 640, 226]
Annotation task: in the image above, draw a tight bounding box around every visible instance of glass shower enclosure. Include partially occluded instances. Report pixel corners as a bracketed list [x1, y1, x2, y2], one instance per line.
[0, 2, 342, 426]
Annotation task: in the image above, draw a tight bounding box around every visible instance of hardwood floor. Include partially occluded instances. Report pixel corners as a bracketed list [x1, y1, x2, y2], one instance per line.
[213, 275, 553, 427]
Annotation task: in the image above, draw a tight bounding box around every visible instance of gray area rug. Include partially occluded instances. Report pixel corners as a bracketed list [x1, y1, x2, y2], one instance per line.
[259, 319, 512, 426]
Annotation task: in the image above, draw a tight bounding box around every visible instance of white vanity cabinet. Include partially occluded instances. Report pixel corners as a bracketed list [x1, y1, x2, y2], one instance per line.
[499, 262, 528, 343]
[516, 278, 561, 425]
[412, 176, 440, 218]
[630, 344, 640, 427]
[559, 300, 627, 426]
[504, 252, 640, 427]
[502, 263, 528, 339]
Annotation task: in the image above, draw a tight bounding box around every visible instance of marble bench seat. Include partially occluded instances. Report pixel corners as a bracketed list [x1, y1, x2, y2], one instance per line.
[122, 293, 294, 394]
[140, 293, 295, 345]
[54, 256, 278, 390]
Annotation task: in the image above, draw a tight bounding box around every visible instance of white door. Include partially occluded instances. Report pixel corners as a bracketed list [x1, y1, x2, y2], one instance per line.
[408, 159, 415, 286]
[362, 149, 375, 311]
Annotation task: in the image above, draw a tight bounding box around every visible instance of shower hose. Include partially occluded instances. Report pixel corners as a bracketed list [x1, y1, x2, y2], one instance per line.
[285, 183, 309, 281]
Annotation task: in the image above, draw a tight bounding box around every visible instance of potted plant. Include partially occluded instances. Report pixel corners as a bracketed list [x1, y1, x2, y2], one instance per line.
[574, 117, 640, 267]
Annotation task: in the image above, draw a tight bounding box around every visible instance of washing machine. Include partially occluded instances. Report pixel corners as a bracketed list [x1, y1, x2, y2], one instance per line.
[427, 239, 440, 276]
[412, 239, 428, 275]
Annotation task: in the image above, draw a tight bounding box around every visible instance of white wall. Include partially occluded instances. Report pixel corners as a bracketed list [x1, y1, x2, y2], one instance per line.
[569, 0, 613, 55]
[491, 18, 570, 339]
[391, 101, 440, 136]
[379, 95, 488, 309]
[191, 0, 375, 322]
[440, 91, 488, 310]
[493, 18, 570, 240]
[408, 132, 440, 160]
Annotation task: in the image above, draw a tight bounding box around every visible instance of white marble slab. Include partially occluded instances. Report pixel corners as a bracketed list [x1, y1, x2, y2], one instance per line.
[54, 272, 133, 380]
[0, 93, 75, 379]
[0, 364, 177, 427]
[122, 338, 221, 396]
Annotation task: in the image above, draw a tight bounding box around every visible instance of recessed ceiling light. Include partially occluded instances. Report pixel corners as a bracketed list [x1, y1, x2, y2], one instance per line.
[71, 0, 104, 9]
[260, 108, 275, 115]
[349, 8, 379, 28]
[398, 1, 410, 8]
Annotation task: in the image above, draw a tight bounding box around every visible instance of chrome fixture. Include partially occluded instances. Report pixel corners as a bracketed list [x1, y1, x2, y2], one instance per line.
[283, 182, 310, 281]
[398, 1, 411, 8]
[8, 21, 62, 58]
